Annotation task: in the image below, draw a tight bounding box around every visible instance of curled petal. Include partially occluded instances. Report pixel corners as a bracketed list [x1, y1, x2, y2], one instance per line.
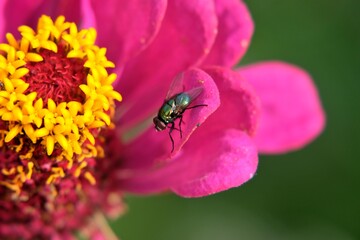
[238, 61, 326, 154]
[169, 69, 221, 154]
[203, 66, 261, 136]
[116, 68, 220, 193]
[121, 68, 220, 168]
[118, 0, 218, 130]
[172, 129, 258, 198]
[202, 0, 254, 67]
[90, 0, 167, 65]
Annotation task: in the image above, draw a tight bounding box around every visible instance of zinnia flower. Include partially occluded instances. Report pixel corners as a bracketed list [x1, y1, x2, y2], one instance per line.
[0, 0, 325, 239]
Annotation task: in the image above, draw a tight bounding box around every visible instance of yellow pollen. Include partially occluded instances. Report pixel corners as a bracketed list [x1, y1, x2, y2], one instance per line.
[74, 161, 87, 177]
[26, 162, 34, 179]
[0, 162, 35, 195]
[46, 167, 66, 184]
[2, 167, 16, 175]
[84, 171, 96, 185]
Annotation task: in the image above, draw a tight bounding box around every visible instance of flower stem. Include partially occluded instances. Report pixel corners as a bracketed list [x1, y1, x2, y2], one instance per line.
[93, 211, 119, 240]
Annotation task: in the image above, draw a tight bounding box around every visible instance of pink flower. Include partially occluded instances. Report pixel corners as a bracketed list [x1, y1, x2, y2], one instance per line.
[104, 0, 325, 197]
[0, 0, 325, 238]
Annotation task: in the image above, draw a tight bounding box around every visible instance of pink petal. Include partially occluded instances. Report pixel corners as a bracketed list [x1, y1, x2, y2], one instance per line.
[114, 150, 193, 195]
[202, 0, 254, 67]
[118, 0, 218, 131]
[238, 61, 326, 154]
[202, 66, 261, 136]
[79, 0, 96, 29]
[0, 1, 5, 39]
[114, 68, 220, 193]
[89, 0, 167, 65]
[3, 1, 44, 36]
[172, 129, 258, 197]
[117, 129, 258, 197]
[3, 0, 82, 38]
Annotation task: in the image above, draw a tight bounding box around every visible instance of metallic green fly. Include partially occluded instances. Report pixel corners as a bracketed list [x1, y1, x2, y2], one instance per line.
[153, 73, 207, 152]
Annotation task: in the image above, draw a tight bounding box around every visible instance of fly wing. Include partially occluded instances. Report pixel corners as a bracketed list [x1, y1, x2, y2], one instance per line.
[166, 72, 185, 100]
[183, 86, 204, 104]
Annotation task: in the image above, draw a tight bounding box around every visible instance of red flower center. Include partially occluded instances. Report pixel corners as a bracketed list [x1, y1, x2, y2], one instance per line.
[22, 44, 87, 105]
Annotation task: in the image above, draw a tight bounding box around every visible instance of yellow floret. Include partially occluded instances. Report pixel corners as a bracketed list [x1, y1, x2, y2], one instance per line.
[0, 15, 122, 193]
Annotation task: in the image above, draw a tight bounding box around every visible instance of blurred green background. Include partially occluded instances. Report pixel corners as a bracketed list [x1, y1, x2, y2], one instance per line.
[111, 1, 360, 239]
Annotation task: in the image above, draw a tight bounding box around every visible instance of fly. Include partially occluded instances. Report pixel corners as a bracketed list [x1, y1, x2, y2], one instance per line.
[153, 73, 207, 152]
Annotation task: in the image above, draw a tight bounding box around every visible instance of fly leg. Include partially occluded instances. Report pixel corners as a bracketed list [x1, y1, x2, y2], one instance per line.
[185, 104, 208, 110]
[178, 114, 184, 139]
[168, 122, 175, 152]
[167, 125, 180, 132]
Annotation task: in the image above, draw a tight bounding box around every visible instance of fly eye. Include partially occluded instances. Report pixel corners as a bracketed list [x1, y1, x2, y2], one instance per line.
[153, 117, 166, 131]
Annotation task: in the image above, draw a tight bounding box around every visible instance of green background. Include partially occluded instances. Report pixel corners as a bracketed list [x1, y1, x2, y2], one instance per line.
[111, 1, 360, 239]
